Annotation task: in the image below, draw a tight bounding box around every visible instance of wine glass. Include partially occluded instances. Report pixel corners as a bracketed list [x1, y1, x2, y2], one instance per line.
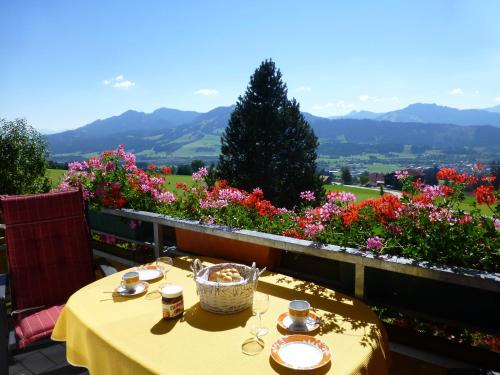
[242, 292, 269, 355]
[252, 292, 269, 336]
[156, 256, 173, 280]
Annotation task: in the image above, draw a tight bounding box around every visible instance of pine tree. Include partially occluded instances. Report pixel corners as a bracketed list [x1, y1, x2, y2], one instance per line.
[218, 59, 323, 208]
[340, 166, 352, 185]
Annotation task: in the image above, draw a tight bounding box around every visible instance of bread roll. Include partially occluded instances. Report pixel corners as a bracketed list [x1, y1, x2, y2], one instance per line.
[209, 268, 243, 283]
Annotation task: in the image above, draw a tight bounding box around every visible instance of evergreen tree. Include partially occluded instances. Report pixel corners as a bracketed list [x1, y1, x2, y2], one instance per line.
[218, 59, 323, 208]
[340, 166, 352, 185]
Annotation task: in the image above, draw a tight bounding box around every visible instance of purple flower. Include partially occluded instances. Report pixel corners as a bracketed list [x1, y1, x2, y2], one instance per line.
[300, 190, 315, 202]
[366, 236, 384, 251]
[494, 219, 500, 231]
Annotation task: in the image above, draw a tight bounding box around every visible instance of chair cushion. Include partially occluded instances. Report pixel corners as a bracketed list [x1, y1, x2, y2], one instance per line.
[0, 190, 95, 310]
[14, 305, 64, 349]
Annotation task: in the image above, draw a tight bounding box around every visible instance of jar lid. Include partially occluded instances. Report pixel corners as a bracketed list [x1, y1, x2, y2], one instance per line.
[161, 284, 183, 298]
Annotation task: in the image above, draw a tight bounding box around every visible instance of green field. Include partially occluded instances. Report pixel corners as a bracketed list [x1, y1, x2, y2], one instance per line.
[47, 169, 66, 187]
[324, 184, 382, 202]
[47, 169, 492, 215]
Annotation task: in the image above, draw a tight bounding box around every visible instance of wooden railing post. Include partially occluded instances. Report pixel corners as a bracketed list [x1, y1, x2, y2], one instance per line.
[355, 263, 365, 300]
[153, 222, 164, 259]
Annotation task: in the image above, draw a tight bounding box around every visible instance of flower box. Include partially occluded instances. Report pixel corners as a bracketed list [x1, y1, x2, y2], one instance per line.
[88, 210, 153, 242]
[175, 228, 281, 269]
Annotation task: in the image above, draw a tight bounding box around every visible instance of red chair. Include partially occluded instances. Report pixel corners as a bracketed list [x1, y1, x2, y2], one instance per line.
[0, 190, 116, 372]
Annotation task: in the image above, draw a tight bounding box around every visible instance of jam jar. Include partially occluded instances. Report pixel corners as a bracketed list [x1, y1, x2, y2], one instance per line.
[161, 285, 184, 319]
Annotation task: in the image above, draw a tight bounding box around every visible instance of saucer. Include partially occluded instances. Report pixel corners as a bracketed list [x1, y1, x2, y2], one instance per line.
[277, 311, 321, 333]
[135, 266, 163, 281]
[114, 281, 149, 296]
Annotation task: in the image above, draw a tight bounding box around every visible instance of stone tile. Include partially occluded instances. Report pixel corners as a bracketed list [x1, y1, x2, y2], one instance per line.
[19, 352, 56, 374]
[39, 344, 67, 365]
[9, 363, 34, 375]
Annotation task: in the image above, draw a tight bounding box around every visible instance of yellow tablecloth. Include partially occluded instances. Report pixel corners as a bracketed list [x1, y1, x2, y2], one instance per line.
[52, 257, 389, 374]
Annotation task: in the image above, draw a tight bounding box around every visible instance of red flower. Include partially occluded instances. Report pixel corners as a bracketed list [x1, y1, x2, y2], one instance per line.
[148, 163, 156, 171]
[255, 200, 278, 218]
[474, 185, 497, 205]
[215, 179, 229, 188]
[282, 228, 304, 239]
[175, 182, 190, 191]
[436, 168, 457, 181]
[342, 207, 359, 226]
[481, 175, 496, 184]
[161, 166, 172, 175]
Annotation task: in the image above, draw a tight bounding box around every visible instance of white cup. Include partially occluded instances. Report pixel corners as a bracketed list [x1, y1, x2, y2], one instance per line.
[289, 300, 310, 327]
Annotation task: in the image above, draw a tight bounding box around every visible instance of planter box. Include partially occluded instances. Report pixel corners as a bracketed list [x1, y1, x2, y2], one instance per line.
[175, 228, 281, 269]
[88, 210, 153, 242]
[386, 324, 500, 371]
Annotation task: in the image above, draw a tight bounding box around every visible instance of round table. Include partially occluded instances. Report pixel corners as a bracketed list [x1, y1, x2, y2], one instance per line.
[52, 257, 389, 374]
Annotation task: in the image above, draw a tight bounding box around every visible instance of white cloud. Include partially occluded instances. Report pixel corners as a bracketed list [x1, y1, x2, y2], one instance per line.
[113, 80, 135, 89]
[391, 96, 400, 103]
[102, 75, 135, 89]
[495, 97, 500, 102]
[449, 88, 464, 95]
[312, 100, 355, 113]
[359, 94, 381, 102]
[295, 86, 312, 92]
[194, 88, 219, 96]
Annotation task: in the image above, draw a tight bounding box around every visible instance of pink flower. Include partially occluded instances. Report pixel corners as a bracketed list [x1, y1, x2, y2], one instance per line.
[395, 170, 409, 180]
[366, 236, 384, 251]
[422, 185, 447, 201]
[68, 161, 87, 171]
[157, 191, 176, 203]
[494, 219, 500, 231]
[304, 223, 324, 238]
[129, 220, 138, 230]
[103, 234, 117, 245]
[218, 188, 246, 202]
[192, 167, 208, 181]
[300, 190, 315, 202]
[326, 191, 356, 204]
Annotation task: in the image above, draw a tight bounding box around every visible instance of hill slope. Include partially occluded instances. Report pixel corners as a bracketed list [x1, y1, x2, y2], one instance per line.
[47, 105, 500, 164]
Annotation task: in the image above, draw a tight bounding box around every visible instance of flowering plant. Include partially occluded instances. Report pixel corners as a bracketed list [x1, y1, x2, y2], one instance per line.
[289, 165, 499, 271]
[59, 147, 499, 272]
[58, 145, 176, 212]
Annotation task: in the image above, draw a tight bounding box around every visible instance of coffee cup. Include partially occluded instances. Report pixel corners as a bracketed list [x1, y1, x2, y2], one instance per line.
[121, 271, 140, 291]
[288, 300, 310, 327]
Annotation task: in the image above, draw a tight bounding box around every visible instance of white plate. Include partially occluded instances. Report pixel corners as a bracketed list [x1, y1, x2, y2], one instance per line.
[271, 335, 331, 370]
[136, 266, 163, 281]
[114, 281, 149, 296]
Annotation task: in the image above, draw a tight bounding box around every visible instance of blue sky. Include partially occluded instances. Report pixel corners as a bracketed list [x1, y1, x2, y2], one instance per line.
[1, 0, 500, 132]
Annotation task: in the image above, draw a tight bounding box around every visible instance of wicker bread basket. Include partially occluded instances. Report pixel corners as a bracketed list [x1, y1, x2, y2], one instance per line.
[191, 259, 265, 314]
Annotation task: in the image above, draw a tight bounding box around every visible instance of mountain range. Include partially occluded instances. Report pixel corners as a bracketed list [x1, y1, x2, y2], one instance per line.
[47, 103, 500, 165]
[332, 103, 500, 125]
